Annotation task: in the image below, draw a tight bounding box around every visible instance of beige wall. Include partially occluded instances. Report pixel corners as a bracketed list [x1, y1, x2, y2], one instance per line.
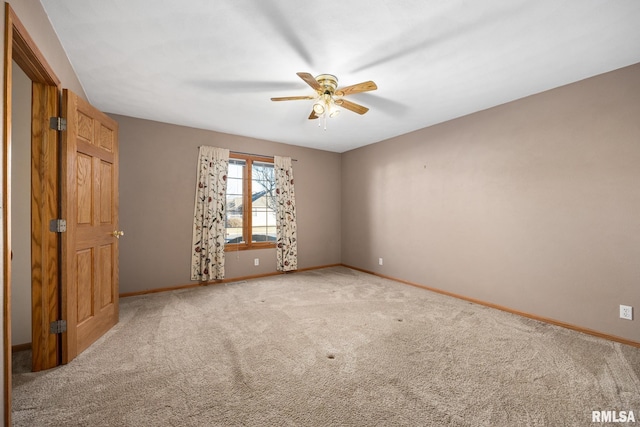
[113, 115, 342, 294]
[342, 63, 640, 343]
[11, 60, 31, 346]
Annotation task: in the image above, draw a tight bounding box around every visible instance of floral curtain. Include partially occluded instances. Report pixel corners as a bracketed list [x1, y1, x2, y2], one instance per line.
[274, 156, 298, 271]
[191, 146, 229, 281]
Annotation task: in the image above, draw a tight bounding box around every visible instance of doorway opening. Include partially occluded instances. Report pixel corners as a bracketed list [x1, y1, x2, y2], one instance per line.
[10, 58, 33, 373]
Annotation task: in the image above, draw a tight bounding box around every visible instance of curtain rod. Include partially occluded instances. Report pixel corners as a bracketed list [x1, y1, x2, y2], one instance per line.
[198, 147, 297, 161]
[231, 150, 298, 161]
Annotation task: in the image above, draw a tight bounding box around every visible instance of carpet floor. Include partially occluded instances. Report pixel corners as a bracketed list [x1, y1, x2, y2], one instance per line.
[12, 266, 640, 426]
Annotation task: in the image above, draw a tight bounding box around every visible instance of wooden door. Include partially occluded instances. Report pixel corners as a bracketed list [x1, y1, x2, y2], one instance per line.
[31, 82, 61, 371]
[60, 89, 120, 363]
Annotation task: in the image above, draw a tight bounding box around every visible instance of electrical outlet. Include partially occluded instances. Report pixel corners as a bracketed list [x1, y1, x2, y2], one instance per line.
[378, 258, 383, 266]
[620, 305, 633, 320]
[254, 258, 259, 266]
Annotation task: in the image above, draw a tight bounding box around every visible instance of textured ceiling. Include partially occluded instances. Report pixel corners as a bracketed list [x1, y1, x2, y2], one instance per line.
[40, 0, 640, 153]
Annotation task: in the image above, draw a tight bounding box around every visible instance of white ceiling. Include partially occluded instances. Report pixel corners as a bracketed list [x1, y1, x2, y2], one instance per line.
[40, 0, 640, 153]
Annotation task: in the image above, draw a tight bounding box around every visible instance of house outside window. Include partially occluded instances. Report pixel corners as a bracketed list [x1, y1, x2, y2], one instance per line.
[225, 154, 277, 250]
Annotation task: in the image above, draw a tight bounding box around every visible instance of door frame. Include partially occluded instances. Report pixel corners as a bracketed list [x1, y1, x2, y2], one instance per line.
[3, 3, 61, 424]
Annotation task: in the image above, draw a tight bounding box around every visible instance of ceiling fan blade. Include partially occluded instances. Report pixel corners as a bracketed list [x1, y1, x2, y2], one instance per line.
[191, 79, 305, 94]
[271, 95, 316, 101]
[335, 99, 369, 115]
[252, 2, 314, 67]
[353, 93, 409, 117]
[335, 81, 377, 96]
[297, 72, 322, 91]
[308, 110, 319, 120]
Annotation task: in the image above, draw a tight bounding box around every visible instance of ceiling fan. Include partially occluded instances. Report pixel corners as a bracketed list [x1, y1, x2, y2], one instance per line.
[271, 72, 377, 126]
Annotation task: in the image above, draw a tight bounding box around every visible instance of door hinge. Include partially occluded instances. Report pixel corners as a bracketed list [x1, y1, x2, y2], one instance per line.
[49, 117, 67, 131]
[50, 320, 67, 334]
[49, 219, 67, 233]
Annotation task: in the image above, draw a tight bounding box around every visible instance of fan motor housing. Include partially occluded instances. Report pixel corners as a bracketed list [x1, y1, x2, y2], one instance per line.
[315, 74, 338, 94]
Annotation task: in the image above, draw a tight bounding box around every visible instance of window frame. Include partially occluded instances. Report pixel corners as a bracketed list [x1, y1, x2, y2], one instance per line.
[225, 153, 277, 252]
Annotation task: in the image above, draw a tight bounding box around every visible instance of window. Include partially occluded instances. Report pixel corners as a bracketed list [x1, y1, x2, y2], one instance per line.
[225, 154, 277, 250]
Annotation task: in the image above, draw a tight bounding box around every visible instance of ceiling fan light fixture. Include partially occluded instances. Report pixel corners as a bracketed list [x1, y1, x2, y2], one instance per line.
[271, 72, 377, 127]
[328, 100, 340, 118]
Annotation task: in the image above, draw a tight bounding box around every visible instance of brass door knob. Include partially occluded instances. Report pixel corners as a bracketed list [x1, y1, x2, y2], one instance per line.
[112, 230, 125, 239]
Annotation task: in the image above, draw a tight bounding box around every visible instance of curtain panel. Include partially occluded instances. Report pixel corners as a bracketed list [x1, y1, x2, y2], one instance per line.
[191, 146, 229, 281]
[274, 156, 298, 271]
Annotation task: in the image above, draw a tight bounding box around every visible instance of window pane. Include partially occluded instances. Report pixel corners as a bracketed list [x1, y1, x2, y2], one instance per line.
[251, 162, 275, 242]
[228, 159, 245, 179]
[226, 160, 245, 243]
[252, 162, 274, 195]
